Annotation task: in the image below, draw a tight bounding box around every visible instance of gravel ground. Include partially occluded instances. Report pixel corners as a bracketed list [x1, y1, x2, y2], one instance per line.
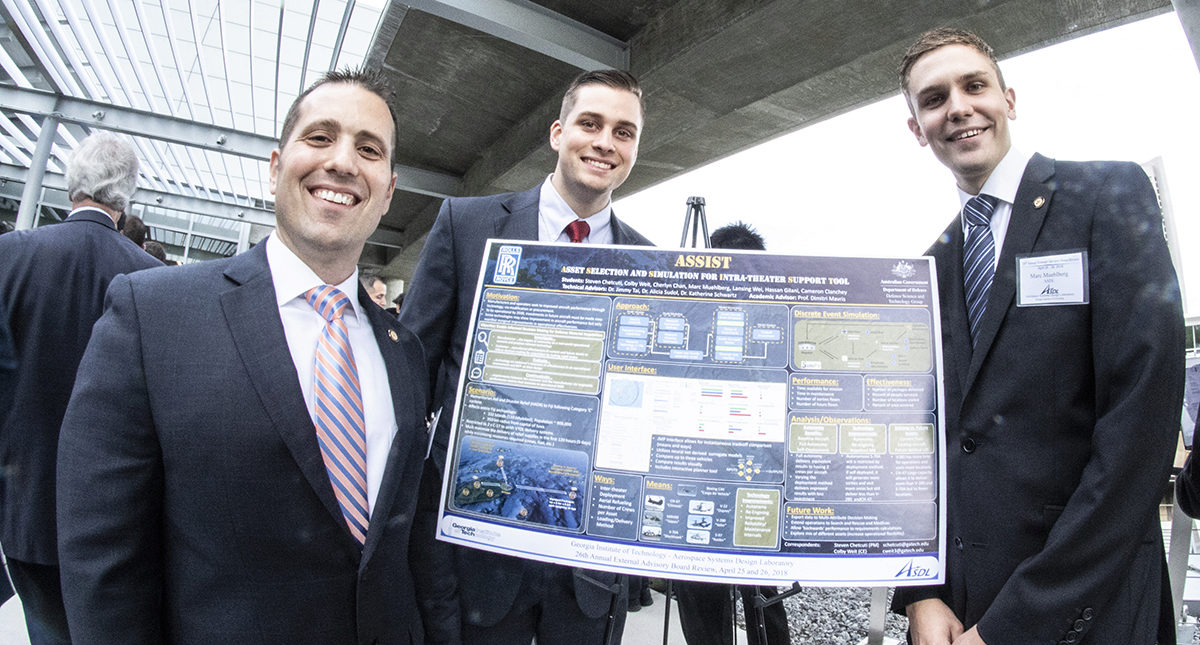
[736, 587, 909, 645]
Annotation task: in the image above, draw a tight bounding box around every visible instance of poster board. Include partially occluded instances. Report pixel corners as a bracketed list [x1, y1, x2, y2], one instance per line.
[434, 241, 946, 587]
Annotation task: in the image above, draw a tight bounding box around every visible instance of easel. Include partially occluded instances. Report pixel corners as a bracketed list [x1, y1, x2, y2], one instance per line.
[679, 195, 710, 248]
[654, 197, 804, 645]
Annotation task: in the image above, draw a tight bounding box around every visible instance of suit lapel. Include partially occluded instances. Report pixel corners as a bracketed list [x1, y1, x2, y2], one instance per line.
[932, 219, 971, 393]
[219, 245, 358, 550]
[611, 212, 635, 245]
[496, 186, 540, 241]
[963, 154, 1055, 393]
[358, 292, 422, 562]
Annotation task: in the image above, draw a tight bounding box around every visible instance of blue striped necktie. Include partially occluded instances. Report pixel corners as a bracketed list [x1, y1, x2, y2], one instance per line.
[305, 285, 368, 545]
[963, 194, 998, 348]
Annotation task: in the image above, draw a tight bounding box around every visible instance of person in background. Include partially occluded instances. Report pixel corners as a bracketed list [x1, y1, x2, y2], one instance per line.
[360, 272, 388, 309]
[0, 132, 162, 644]
[142, 239, 168, 263]
[120, 213, 148, 248]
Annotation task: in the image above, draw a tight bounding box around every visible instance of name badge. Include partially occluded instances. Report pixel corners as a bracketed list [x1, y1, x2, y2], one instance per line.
[1016, 250, 1089, 306]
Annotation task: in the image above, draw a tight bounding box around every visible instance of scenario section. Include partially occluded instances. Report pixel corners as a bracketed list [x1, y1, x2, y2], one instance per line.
[791, 306, 932, 373]
[608, 298, 790, 367]
[469, 288, 612, 395]
[449, 383, 598, 533]
[597, 361, 789, 482]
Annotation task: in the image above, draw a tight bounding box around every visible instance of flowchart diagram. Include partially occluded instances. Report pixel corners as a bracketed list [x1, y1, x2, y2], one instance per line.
[608, 299, 789, 366]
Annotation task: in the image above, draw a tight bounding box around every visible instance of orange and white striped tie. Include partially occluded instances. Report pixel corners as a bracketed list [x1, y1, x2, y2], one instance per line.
[305, 285, 368, 545]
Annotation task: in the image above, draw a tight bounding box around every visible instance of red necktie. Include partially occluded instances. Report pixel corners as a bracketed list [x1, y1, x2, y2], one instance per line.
[305, 285, 368, 545]
[564, 220, 590, 243]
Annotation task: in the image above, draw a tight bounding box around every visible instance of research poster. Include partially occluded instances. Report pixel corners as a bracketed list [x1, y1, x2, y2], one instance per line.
[435, 241, 946, 587]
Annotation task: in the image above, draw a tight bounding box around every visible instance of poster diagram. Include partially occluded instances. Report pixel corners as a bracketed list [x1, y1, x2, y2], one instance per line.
[436, 242, 945, 586]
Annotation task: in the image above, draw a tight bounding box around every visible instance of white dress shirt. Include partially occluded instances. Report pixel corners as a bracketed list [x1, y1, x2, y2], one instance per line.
[957, 147, 1034, 270]
[538, 174, 614, 244]
[266, 233, 397, 515]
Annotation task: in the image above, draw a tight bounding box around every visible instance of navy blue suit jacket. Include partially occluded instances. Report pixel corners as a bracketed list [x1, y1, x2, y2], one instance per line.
[0, 300, 16, 429]
[895, 155, 1183, 645]
[57, 242, 431, 644]
[0, 208, 161, 565]
[400, 186, 652, 640]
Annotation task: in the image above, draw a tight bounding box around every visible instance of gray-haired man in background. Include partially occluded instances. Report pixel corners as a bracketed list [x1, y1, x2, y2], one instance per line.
[0, 131, 161, 644]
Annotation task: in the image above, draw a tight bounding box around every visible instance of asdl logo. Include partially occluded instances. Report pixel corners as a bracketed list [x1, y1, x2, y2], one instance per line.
[493, 245, 522, 285]
[894, 558, 936, 579]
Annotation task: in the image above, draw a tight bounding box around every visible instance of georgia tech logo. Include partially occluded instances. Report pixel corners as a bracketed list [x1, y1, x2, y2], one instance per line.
[895, 559, 931, 578]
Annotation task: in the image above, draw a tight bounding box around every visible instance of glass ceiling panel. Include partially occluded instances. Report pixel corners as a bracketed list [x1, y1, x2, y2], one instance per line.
[0, 0, 384, 213]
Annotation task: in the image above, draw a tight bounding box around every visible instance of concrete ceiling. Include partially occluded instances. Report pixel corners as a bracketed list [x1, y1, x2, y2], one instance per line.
[365, 0, 1172, 281]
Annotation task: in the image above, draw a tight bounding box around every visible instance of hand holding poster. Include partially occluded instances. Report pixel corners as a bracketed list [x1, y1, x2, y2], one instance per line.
[435, 241, 946, 587]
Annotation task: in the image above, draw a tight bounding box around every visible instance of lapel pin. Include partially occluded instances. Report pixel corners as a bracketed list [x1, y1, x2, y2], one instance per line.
[388, 329, 399, 342]
[1033, 196, 1045, 209]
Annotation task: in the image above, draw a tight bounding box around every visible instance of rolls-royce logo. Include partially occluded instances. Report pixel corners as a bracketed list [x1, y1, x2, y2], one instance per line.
[493, 245, 522, 284]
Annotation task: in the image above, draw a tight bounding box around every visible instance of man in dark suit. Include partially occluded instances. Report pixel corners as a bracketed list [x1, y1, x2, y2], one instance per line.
[891, 28, 1183, 645]
[0, 304, 16, 609]
[0, 302, 16, 431]
[400, 69, 652, 645]
[0, 132, 162, 644]
[57, 68, 431, 643]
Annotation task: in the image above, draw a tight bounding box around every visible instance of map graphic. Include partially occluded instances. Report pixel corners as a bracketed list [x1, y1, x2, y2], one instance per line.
[792, 320, 931, 372]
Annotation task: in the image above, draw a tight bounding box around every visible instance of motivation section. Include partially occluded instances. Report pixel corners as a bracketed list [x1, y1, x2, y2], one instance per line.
[470, 288, 612, 394]
[790, 306, 932, 373]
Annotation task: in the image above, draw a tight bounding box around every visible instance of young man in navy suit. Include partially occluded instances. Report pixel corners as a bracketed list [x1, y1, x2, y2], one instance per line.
[57, 69, 432, 644]
[0, 132, 162, 644]
[892, 28, 1183, 645]
[400, 69, 652, 645]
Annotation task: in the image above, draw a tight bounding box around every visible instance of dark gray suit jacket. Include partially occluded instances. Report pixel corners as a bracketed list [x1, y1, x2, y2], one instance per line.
[0, 208, 161, 565]
[895, 154, 1183, 645]
[57, 242, 430, 644]
[400, 185, 652, 641]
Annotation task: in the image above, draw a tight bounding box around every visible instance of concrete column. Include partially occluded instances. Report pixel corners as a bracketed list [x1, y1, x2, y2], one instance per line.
[1174, 0, 1200, 73]
[15, 115, 58, 230]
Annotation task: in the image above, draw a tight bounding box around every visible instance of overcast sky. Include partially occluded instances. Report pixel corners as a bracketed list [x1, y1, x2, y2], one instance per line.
[615, 12, 1200, 320]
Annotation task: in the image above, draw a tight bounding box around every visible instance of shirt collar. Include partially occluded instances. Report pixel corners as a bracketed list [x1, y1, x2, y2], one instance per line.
[265, 233, 362, 321]
[957, 146, 1032, 209]
[539, 174, 612, 239]
[68, 207, 118, 230]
